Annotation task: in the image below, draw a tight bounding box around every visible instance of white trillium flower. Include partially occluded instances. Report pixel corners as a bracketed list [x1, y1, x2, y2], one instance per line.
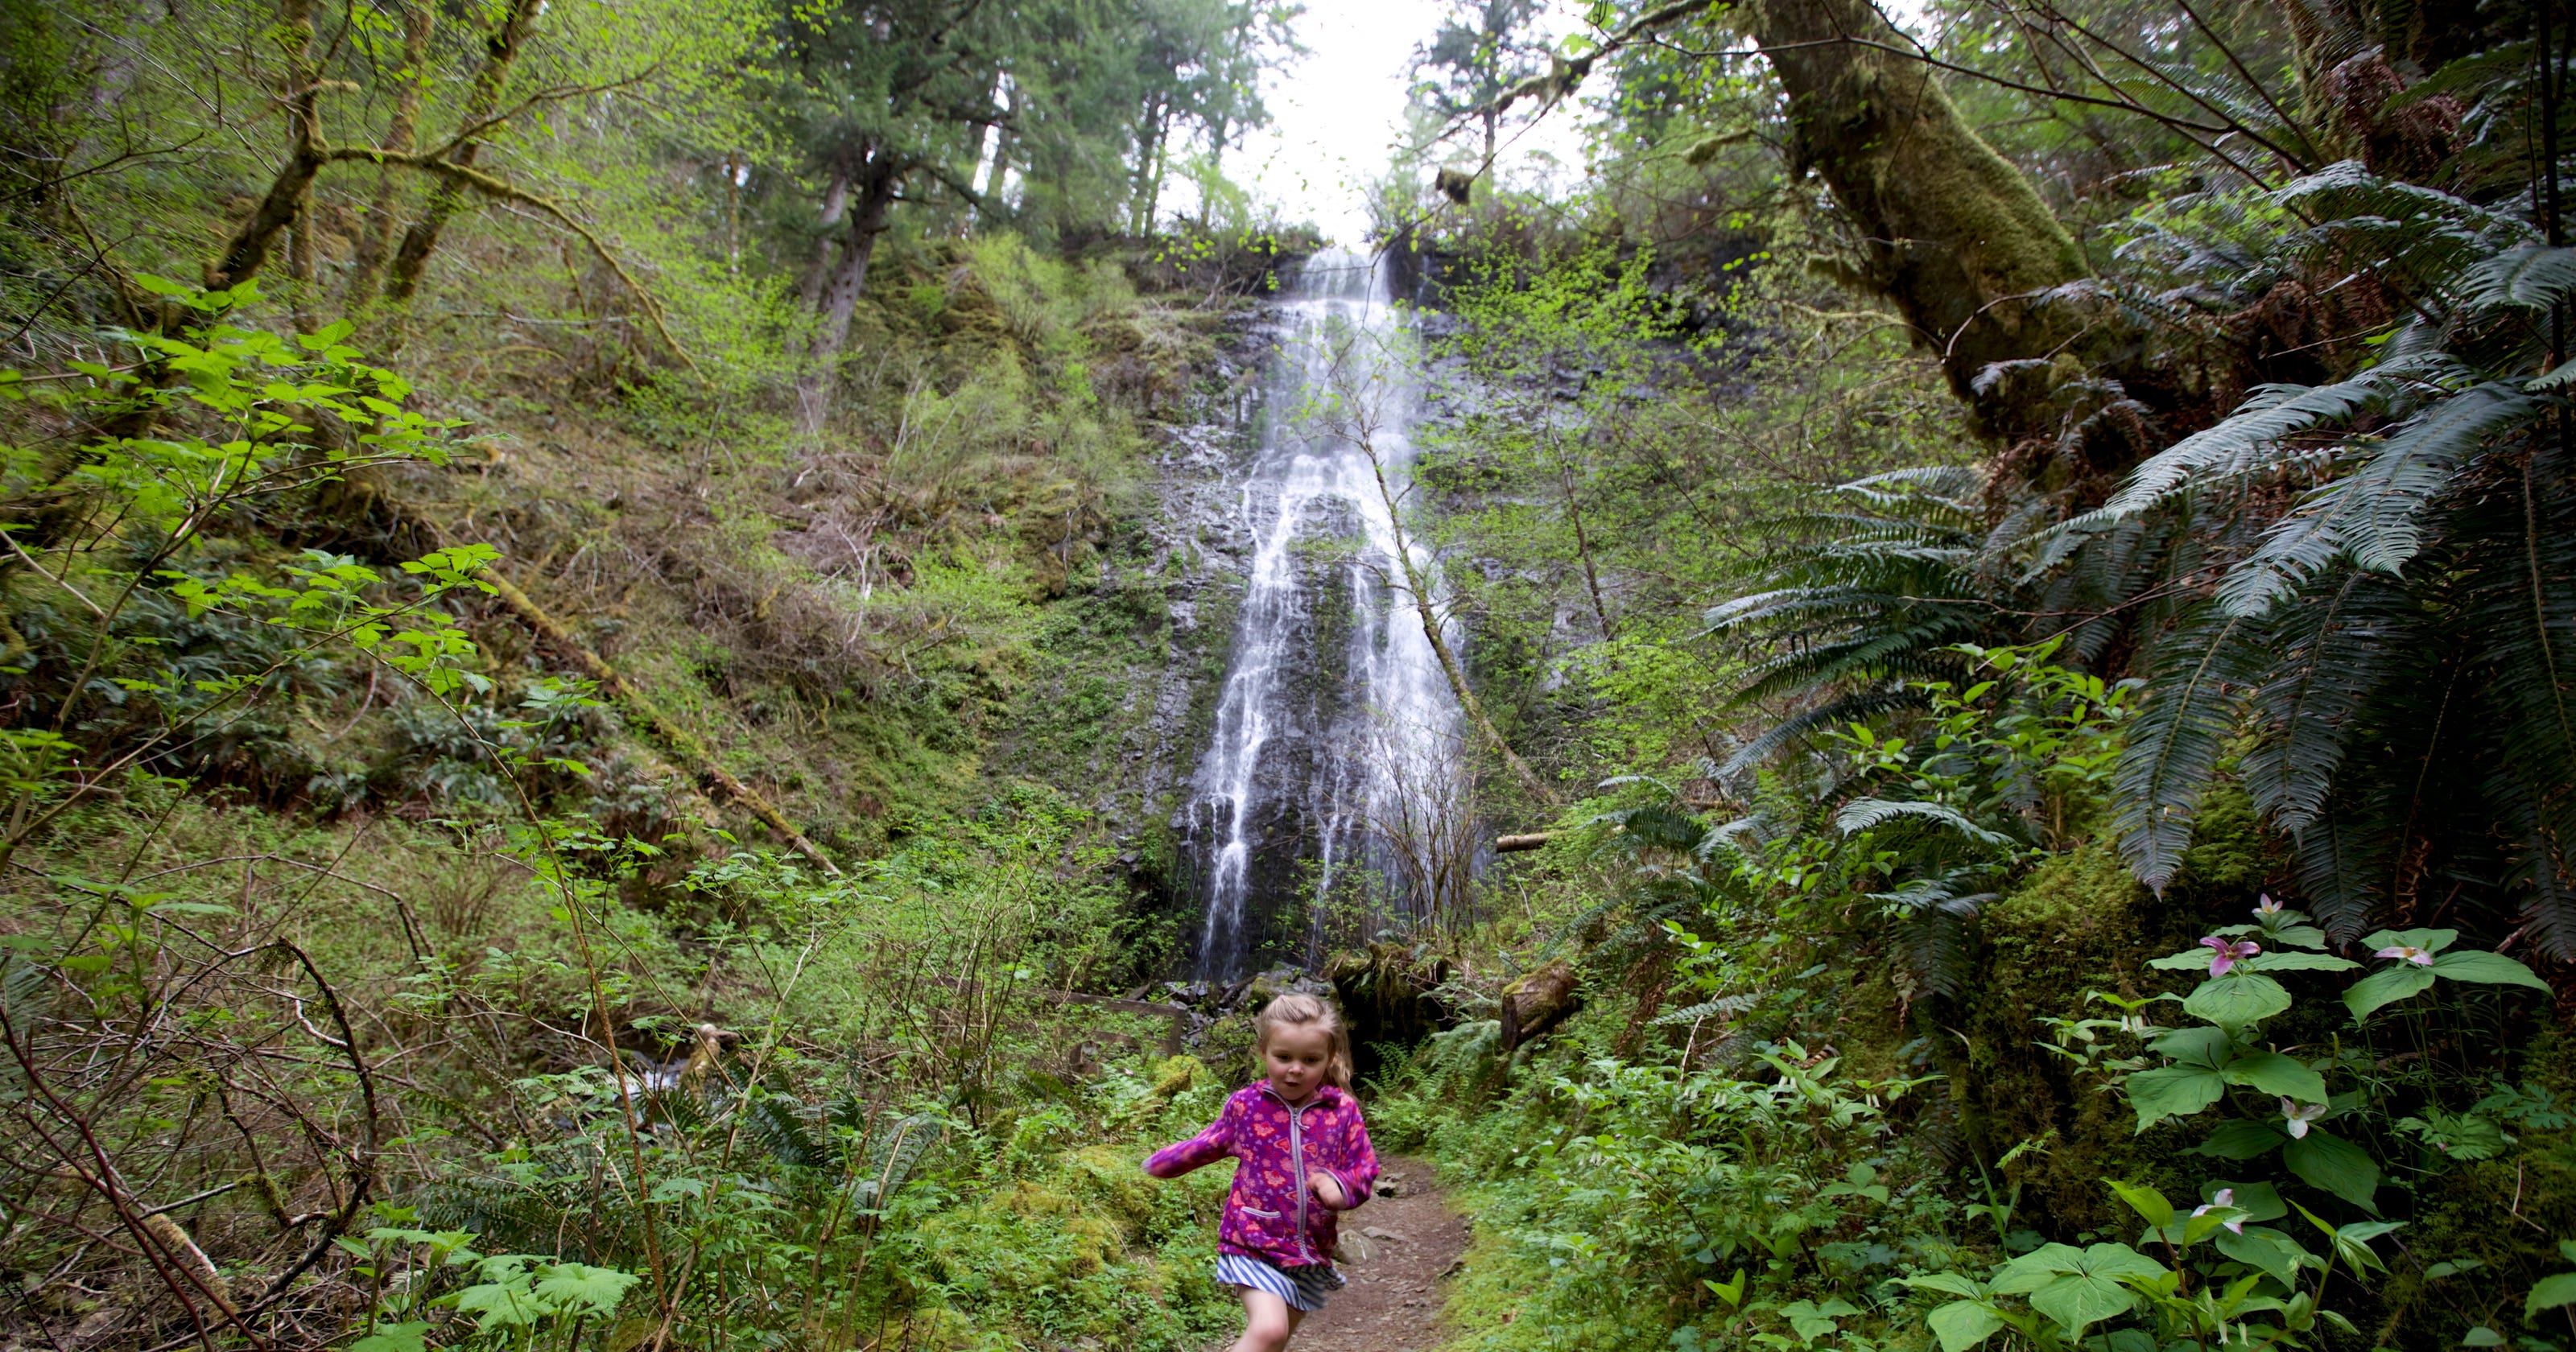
[2375, 944, 2437, 967]
[2281, 1098, 2327, 1139]
[2190, 1187, 2248, 1235]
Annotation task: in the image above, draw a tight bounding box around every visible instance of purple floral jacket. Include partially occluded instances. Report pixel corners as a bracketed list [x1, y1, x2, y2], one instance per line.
[1144, 1082, 1379, 1268]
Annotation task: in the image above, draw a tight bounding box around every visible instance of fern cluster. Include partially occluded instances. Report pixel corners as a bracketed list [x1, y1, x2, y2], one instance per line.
[2095, 170, 2576, 953]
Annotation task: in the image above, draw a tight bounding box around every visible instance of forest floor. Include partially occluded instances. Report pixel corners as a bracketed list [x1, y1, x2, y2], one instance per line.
[1293, 1156, 1467, 1352]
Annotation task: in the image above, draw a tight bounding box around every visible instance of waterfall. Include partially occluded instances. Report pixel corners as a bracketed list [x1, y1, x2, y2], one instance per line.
[1179, 247, 1469, 980]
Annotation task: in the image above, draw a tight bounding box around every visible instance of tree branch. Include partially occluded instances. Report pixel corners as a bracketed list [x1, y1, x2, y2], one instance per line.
[321, 145, 699, 373]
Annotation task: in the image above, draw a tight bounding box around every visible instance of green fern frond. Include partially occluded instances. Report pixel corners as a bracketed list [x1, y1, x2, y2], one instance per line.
[2241, 573, 2410, 835]
[2463, 453, 2576, 956]
[2103, 379, 2380, 517]
[2462, 244, 2576, 311]
[1715, 690, 1926, 777]
[2340, 382, 2539, 575]
[2292, 808, 2385, 943]
[1834, 798, 2021, 849]
[2115, 607, 2260, 892]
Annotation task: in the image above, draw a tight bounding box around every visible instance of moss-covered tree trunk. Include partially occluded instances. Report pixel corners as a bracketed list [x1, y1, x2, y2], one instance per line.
[797, 149, 902, 432]
[1743, 0, 2089, 408]
[379, 0, 546, 306]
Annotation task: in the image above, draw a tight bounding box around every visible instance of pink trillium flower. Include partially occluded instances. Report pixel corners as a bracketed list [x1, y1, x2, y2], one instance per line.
[2201, 936, 2261, 976]
[2376, 944, 2436, 967]
[2255, 894, 2284, 919]
[2281, 1099, 2327, 1139]
[2191, 1187, 2248, 1235]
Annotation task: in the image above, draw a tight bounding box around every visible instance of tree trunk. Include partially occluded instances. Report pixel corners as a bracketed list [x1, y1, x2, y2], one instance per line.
[1130, 94, 1169, 234]
[1140, 126, 1168, 235]
[799, 170, 852, 311]
[207, 0, 324, 288]
[287, 199, 316, 332]
[343, 0, 434, 308]
[797, 150, 901, 432]
[380, 0, 545, 306]
[1744, 0, 2088, 406]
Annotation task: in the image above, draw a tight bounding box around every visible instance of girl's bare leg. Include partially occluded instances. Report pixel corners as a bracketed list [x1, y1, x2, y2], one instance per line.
[1229, 1287, 1307, 1352]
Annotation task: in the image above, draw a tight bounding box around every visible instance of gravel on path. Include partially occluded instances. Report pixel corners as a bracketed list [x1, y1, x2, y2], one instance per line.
[1292, 1156, 1467, 1352]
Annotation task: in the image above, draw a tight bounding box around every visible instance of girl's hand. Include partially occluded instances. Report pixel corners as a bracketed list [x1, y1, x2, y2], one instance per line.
[1308, 1171, 1346, 1209]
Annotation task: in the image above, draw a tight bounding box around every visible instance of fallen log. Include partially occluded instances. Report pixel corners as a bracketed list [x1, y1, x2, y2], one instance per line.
[483, 571, 841, 876]
[1498, 959, 1579, 1053]
[1493, 832, 1552, 852]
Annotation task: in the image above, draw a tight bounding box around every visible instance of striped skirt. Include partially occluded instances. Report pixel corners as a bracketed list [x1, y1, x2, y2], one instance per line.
[1214, 1252, 1345, 1312]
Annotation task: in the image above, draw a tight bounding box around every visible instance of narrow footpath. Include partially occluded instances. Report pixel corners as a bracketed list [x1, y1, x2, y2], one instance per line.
[1298, 1157, 1468, 1352]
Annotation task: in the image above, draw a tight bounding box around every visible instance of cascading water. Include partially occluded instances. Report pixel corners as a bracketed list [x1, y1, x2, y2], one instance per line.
[1179, 248, 1469, 980]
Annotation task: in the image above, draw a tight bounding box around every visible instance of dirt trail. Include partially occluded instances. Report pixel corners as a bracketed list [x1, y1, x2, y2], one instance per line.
[1295, 1156, 1468, 1352]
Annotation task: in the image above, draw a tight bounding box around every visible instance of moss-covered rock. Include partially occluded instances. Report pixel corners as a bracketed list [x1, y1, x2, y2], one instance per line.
[1947, 840, 2190, 1230]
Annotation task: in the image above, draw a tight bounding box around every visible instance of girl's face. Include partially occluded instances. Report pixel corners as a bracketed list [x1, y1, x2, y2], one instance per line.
[1261, 1023, 1333, 1103]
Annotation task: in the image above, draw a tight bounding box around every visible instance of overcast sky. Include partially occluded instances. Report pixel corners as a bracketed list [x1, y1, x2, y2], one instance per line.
[1220, 0, 1593, 243]
[1203, 0, 1934, 241]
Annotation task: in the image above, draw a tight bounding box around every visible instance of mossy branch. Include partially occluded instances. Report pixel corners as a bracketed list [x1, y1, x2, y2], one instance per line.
[320, 146, 699, 376]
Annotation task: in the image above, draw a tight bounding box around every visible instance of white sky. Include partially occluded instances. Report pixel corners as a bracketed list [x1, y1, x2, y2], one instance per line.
[1196, 0, 1934, 241]
[1222, 0, 1596, 243]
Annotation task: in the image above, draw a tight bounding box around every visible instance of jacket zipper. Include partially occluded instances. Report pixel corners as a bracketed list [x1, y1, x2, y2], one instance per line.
[1287, 1098, 1310, 1263]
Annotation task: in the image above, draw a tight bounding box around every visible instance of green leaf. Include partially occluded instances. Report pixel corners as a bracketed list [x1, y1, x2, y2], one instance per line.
[349, 1322, 430, 1352]
[2030, 1275, 2136, 1336]
[648, 1177, 705, 1203]
[2282, 1129, 2381, 1210]
[2526, 1272, 2576, 1319]
[2220, 1050, 2330, 1102]
[2105, 1180, 2174, 1227]
[2525, 358, 2576, 391]
[2344, 964, 2439, 1018]
[2462, 1326, 2506, 1346]
[1992, 1244, 2085, 1294]
[2243, 950, 2359, 973]
[2360, 927, 2458, 954]
[2185, 973, 2293, 1026]
[2189, 1119, 2289, 1159]
[452, 1280, 543, 1328]
[2213, 1226, 2311, 1288]
[1833, 797, 2020, 848]
[532, 1262, 638, 1317]
[1926, 1300, 2005, 1352]
[2205, 1181, 2288, 1221]
[1899, 1273, 1988, 1299]
[2335, 1219, 2402, 1270]
[2148, 1024, 2234, 1066]
[2127, 1066, 2227, 1130]
[2429, 950, 2553, 991]
[1779, 1296, 1859, 1342]
[2112, 608, 2256, 890]
[2263, 923, 2331, 950]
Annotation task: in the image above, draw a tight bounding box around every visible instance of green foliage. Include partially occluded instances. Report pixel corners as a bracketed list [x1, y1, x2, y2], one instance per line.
[2022, 146, 2576, 953]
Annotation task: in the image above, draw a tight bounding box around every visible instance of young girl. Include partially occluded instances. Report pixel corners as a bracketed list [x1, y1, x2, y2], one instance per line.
[1144, 992, 1379, 1352]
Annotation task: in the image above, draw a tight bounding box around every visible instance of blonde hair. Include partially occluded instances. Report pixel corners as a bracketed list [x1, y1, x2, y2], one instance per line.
[1254, 992, 1353, 1090]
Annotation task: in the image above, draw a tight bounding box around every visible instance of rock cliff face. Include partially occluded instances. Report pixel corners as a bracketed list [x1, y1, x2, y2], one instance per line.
[997, 249, 1472, 983]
